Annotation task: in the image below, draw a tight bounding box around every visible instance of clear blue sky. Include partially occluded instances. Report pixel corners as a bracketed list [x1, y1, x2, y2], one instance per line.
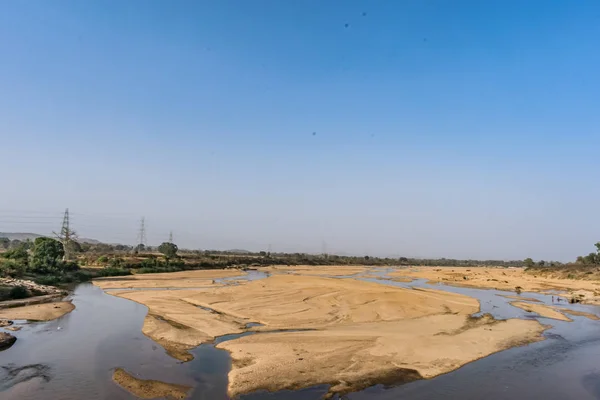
[1, 1, 599, 261]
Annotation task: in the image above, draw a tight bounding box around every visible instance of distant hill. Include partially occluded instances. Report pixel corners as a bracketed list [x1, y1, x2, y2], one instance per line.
[226, 249, 252, 254]
[0, 232, 43, 241]
[0, 232, 101, 244]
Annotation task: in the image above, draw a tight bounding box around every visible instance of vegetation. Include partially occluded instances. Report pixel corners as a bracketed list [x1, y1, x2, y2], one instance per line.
[524, 241, 600, 280]
[158, 242, 178, 259]
[30, 237, 65, 273]
[4, 233, 597, 302]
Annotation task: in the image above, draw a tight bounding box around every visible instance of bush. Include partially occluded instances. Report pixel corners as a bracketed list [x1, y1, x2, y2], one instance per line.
[61, 261, 80, 272]
[137, 265, 184, 274]
[97, 256, 109, 263]
[108, 258, 124, 268]
[73, 270, 93, 282]
[9, 285, 30, 299]
[33, 275, 62, 286]
[95, 267, 132, 277]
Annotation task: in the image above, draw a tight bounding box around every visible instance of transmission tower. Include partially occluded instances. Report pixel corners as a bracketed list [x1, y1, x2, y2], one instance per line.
[321, 240, 328, 258]
[169, 231, 173, 243]
[54, 208, 77, 260]
[137, 217, 147, 248]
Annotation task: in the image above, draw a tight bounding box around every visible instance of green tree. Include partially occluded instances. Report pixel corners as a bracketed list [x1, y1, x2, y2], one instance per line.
[596, 242, 600, 254]
[31, 237, 65, 273]
[65, 240, 82, 255]
[538, 260, 546, 267]
[523, 258, 535, 268]
[158, 242, 178, 259]
[0, 237, 9, 249]
[2, 245, 29, 268]
[584, 253, 598, 265]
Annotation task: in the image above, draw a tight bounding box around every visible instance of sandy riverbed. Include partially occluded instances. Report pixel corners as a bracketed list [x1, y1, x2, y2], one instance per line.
[94, 269, 243, 289]
[389, 267, 600, 304]
[265, 265, 368, 277]
[510, 301, 572, 321]
[113, 368, 190, 399]
[0, 301, 74, 321]
[102, 271, 546, 398]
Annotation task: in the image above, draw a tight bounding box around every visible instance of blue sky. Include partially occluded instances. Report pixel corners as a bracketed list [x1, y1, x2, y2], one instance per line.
[1, 1, 599, 261]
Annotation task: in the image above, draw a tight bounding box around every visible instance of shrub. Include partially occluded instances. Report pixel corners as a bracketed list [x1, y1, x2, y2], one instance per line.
[34, 275, 61, 286]
[95, 267, 132, 277]
[73, 270, 93, 282]
[97, 256, 109, 263]
[9, 285, 30, 299]
[61, 261, 80, 272]
[108, 258, 124, 268]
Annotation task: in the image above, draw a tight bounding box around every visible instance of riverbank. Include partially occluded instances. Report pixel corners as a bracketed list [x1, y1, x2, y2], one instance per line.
[388, 266, 600, 304]
[100, 269, 547, 398]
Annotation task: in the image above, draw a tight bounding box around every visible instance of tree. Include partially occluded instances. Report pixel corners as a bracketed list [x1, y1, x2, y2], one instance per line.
[65, 240, 82, 255]
[596, 242, 600, 254]
[31, 237, 65, 273]
[538, 260, 546, 267]
[0, 237, 9, 250]
[158, 242, 178, 259]
[584, 253, 598, 265]
[2, 245, 29, 268]
[523, 258, 535, 268]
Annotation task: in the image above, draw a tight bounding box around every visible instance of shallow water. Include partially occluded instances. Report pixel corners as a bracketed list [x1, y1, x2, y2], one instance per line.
[1, 269, 600, 400]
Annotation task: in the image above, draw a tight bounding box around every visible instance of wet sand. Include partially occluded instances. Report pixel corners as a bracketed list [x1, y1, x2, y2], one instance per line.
[105, 272, 546, 397]
[113, 368, 190, 399]
[510, 301, 572, 321]
[389, 267, 600, 304]
[0, 301, 74, 321]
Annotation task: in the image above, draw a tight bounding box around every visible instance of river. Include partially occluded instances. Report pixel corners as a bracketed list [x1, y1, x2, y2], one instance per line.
[1, 270, 600, 400]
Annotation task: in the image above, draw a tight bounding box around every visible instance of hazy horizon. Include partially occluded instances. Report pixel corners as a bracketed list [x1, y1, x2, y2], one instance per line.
[1, 1, 599, 262]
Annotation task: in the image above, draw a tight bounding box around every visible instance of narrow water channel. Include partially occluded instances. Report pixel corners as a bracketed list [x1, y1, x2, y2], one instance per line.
[2, 269, 600, 400]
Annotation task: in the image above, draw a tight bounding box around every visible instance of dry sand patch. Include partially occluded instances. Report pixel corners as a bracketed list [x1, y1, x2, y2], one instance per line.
[0, 301, 74, 321]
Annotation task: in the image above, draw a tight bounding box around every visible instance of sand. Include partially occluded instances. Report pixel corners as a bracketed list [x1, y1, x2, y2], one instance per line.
[0, 301, 74, 321]
[93, 268, 242, 289]
[265, 265, 368, 277]
[554, 307, 600, 321]
[510, 301, 572, 321]
[220, 314, 544, 397]
[500, 295, 542, 302]
[389, 267, 600, 304]
[105, 272, 546, 398]
[112, 288, 245, 361]
[113, 368, 190, 399]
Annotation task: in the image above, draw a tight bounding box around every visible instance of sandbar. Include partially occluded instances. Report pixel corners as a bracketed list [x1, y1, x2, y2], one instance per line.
[510, 301, 571, 321]
[555, 307, 600, 321]
[94, 268, 242, 289]
[113, 368, 190, 399]
[389, 267, 600, 304]
[0, 301, 74, 321]
[106, 272, 546, 397]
